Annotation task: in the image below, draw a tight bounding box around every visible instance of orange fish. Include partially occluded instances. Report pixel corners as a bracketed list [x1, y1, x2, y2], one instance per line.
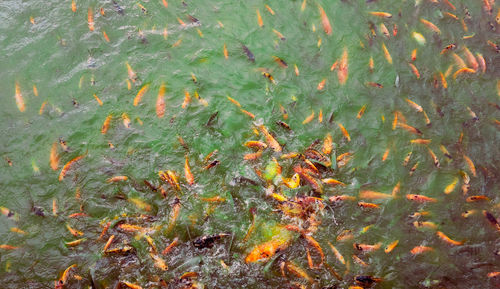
[106, 176, 128, 183]
[162, 0, 168, 8]
[409, 63, 420, 79]
[223, 43, 228, 59]
[50, 142, 59, 170]
[463, 154, 476, 177]
[338, 48, 348, 85]
[427, 147, 440, 168]
[357, 105, 367, 119]
[0, 244, 19, 250]
[436, 231, 463, 245]
[265, 4, 275, 15]
[59, 153, 86, 181]
[184, 156, 194, 185]
[88, 7, 94, 31]
[453, 67, 476, 80]
[322, 133, 333, 155]
[357, 202, 380, 209]
[359, 190, 392, 199]
[463, 46, 478, 70]
[411, 49, 417, 62]
[256, 9, 263, 27]
[384, 240, 399, 253]
[244, 141, 267, 150]
[302, 110, 315, 124]
[182, 90, 191, 109]
[258, 125, 281, 152]
[353, 242, 382, 252]
[328, 242, 346, 265]
[338, 123, 351, 142]
[93, 94, 103, 106]
[317, 78, 326, 90]
[410, 246, 434, 255]
[406, 194, 437, 203]
[156, 82, 166, 118]
[71, 0, 76, 12]
[382, 43, 392, 64]
[14, 82, 25, 112]
[294, 64, 299, 76]
[133, 84, 150, 106]
[329, 195, 356, 202]
[369, 11, 392, 18]
[126, 62, 137, 83]
[368, 57, 374, 73]
[122, 113, 131, 128]
[397, 122, 422, 135]
[245, 238, 290, 263]
[466, 195, 490, 202]
[102, 31, 110, 42]
[318, 4, 332, 35]
[420, 18, 441, 34]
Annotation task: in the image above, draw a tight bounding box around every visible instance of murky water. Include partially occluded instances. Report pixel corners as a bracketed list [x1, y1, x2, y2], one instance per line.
[0, 0, 499, 288]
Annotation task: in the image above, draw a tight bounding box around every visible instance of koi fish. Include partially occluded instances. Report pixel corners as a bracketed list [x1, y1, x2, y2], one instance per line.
[184, 156, 194, 185]
[258, 125, 281, 152]
[444, 177, 458, 194]
[412, 32, 426, 45]
[93, 94, 103, 106]
[357, 202, 380, 209]
[453, 67, 476, 80]
[106, 176, 128, 183]
[328, 242, 345, 265]
[162, 237, 179, 255]
[66, 223, 83, 237]
[411, 49, 417, 62]
[265, 4, 275, 15]
[126, 62, 137, 83]
[14, 82, 25, 112]
[155, 82, 166, 118]
[303, 110, 315, 124]
[359, 190, 393, 199]
[294, 64, 299, 76]
[436, 231, 463, 245]
[318, 4, 332, 35]
[286, 261, 314, 283]
[427, 147, 440, 168]
[406, 194, 437, 203]
[410, 246, 433, 255]
[133, 84, 149, 106]
[382, 43, 392, 64]
[353, 242, 381, 252]
[245, 238, 290, 263]
[420, 18, 441, 34]
[384, 240, 399, 253]
[65, 238, 86, 247]
[483, 211, 500, 232]
[369, 11, 392, 18]
[466, 195, 490, 202]
[463, 154, 476, 177]
[409, 63, 420, 79]
[50, 142, 59, 170]
[368, 57, 374, 73]
[463, 46, 478, 70]
[102, 31, 110, 42]
[88, 7, 94, 31]
[71, 0, 76, 12]
[397, 122, 422, 135]
[59, 153, 86, 181]
[338, 123, 351, 142]
[256, 9, 263, 27]
[122, 113, 131, 128]
[223, 43, 228, 59]
[338, 48, 348, 85]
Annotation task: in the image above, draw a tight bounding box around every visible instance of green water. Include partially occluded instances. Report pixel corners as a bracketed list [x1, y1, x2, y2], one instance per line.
[1, 0, 499, 288]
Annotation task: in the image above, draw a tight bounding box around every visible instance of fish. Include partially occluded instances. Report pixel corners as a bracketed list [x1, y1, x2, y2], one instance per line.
[241, 44, 255, 62]
[410, 139, 431, 145]
[406, 194, 437, 203]
[122, 113, 131, 128]
[382, 43, 392, 64]
[106, 176, 128, 183]
[352, 254, 369, 267]
[133, 84, 149, 106]
[412, 32, 426, 45]
[384, 240, 399, 253]
[338, 123, 351, 142]
[443, 177, 459, 194]
[162, 237, 179, 255]
[357, 105, 367, 119]
[150, 253, 168, 271]
[182, 90, 191, 109]
[245, 237, 292, 263]
[102, 31, 110, 42]
[50, 142, 59, 170]
[65, 238, 86, 247]
[272, 56, 288, 68]
[427, 147, 440, 168]
[359, 190, 393, 199]
[223, 43, 228, 59]
[263, 72, 276, 84]
[71, 0, 76, 12]
[302, 110, 315, 124]
[411, 49, 417, 62]
[463, 46, 478, 70]
[453, 67, 476, 80]
[156, 82, 166, 118]
[14, 82, 25, 112]
[318, 4, 332, 35]
[256, 9, 263, 27]
[184, 156, 194, 185]
[338, 48, 348, 85]
[463, 154, 476, 177]
[258, 125, 281, 152]
[317, 78, 326, 90]
[436, 231, 463, 245]
[413, 221, 438, 230]
[283, 173, 300, 188]
[476, 53, 486, 73]
[265, 4, 275, 15]
[328, 242, 345, 265]
[353, 242, 381, 252]
[294, 64, 299, 76]
[380, 23, 390, 38]
[420, 18, 441, 34]
[483, 211, 500, 232]
[59, 153, 86, 181]
[466, 195, 490, 202]
[357, 202, 380, 209]
[405, 98, 423, 112]
[368, 57, 374, 73]
[244, 141, 267, 150]
[397, 122, 422, 135]
[354, 276, 383, 287]
[410, 246, 434, 255]
[369, 11, 392, 18]
[88, 7, 94, 31]
[409, 63, 420, 79]
[126, 62, 137, 83]
[121, 282, 143, 289]
[286, 261, 314, 283]
[103, 235, 115, 251]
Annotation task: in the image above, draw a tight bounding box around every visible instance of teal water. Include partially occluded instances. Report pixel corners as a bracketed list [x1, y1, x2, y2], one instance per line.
[0, 0, 499, 288]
